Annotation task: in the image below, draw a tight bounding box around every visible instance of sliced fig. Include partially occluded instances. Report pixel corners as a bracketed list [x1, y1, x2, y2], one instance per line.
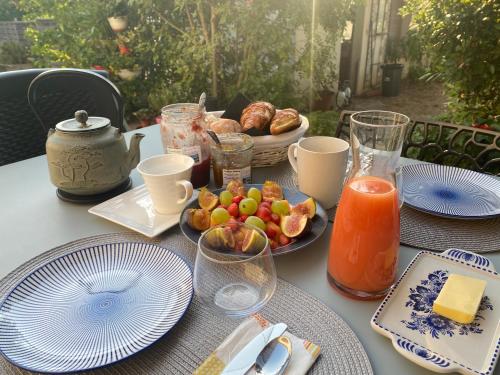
[262, 180, 283, 202]
[290, 197, 316, 219]
[242, 229, 267, 253]
[186, 208, 211, 231]
[226, 179, 246, 197]
[280, 214, 310, 238]
[204, 227, 235, 250]
[198, 188, 219, 210]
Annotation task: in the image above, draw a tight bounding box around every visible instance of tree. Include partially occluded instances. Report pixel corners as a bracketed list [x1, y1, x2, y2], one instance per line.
[401, 0, 500, 124]
[0, 0, 23, 21]
[20, 0, 356, 119]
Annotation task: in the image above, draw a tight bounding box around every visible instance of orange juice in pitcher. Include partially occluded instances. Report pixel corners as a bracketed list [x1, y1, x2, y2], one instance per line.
[327, 111, 409, 300]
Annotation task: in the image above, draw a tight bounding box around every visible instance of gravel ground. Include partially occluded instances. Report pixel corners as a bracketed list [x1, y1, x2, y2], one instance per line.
[346, 80, 447, 121]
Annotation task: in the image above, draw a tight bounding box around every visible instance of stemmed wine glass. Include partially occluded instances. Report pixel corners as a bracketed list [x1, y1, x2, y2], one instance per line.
[193, 222, 277, 319]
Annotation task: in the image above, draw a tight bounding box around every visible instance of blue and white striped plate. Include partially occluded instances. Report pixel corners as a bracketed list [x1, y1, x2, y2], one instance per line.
[402, 164, 500, 219]
[0, 242, 193, 373]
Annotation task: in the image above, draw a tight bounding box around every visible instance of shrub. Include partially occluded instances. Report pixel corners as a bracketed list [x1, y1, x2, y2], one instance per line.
[401, 0, 500, 124]
[19, 0, 357, 119]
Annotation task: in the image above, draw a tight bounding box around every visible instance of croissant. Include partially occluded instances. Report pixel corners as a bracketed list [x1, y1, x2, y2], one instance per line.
[209, 118, 242, 134]
[270, 108, 301, 135]
[240, 102, 276, 132]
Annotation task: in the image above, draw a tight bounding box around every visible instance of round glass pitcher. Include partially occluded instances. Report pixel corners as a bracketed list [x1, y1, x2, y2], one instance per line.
[328, 110, 410, 300]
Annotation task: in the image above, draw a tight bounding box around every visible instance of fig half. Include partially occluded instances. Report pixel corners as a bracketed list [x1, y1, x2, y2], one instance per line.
[290, 197, 316, 219]
[280, 214, 310, 238]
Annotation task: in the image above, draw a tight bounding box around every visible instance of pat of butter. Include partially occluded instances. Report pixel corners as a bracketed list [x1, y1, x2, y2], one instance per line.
[432, 273, 486, 324]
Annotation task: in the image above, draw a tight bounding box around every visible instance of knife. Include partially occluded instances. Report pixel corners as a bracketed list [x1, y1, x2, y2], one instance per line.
[221, 323, 287, 375]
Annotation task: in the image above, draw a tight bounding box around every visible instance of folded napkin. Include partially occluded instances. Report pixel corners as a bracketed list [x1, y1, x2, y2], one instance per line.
[194, 314, 320, 375]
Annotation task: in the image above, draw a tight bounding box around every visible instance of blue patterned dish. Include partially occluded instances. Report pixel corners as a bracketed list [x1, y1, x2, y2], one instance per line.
[371, 249, 500, 375]
[0, 242, 193, 373]
[402, 164, 500, 219]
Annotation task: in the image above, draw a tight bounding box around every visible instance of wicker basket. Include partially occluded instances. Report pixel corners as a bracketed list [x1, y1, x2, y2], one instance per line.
[208, 111, 309, 168]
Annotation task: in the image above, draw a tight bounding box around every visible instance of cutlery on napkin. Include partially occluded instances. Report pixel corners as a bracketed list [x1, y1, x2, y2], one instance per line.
[194, 314, 321, 375]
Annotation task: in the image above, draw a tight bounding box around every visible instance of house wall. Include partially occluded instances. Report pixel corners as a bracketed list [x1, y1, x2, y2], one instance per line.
[349, 0, 410, 95]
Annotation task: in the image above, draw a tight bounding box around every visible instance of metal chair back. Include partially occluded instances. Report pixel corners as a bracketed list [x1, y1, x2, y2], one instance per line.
[28, 68, 125, 133]
[334, 110, 500, 175]
[0, 69, 47, 166]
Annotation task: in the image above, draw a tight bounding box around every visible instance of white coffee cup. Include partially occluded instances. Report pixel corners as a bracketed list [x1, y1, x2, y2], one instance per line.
[288, 136, 349, 209]
[137, 154, 194, 214]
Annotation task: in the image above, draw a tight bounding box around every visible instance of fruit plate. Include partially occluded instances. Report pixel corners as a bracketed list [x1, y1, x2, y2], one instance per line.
[0, 242, 193, 373]
[402, 164, 500, 219]
[370, 249, 500, 375]
[179, 185, 328, 256]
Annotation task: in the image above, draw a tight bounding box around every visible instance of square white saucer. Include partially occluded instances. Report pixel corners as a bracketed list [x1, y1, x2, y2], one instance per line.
[371, 249, 500, 375]
[89, 184, 191, 237]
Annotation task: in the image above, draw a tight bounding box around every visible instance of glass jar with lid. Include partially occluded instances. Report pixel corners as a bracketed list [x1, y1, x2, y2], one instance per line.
[160, 103, 210, 188]
[211, 133, 254, 188]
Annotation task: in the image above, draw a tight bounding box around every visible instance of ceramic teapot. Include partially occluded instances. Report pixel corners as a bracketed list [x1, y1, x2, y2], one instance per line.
[46, 110, 145, 195]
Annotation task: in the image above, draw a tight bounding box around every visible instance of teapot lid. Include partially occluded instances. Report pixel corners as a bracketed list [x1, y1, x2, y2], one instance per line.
[56, 110, 110, 132]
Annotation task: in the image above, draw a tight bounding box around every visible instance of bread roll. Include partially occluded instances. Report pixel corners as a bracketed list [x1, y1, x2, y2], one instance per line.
[209, 118, 242, 134]
[270, 108, 301, 135]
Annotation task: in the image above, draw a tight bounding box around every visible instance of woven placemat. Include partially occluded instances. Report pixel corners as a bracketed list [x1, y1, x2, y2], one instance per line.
[269, 163, 500, 253]
[399, 206, 500, 253]
[0, 230, 373, 375]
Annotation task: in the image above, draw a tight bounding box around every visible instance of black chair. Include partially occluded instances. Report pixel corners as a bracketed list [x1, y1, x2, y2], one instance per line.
[0, 68, 112, 166]
[28, 68, 125, 133]
[0, 69, 49, 166]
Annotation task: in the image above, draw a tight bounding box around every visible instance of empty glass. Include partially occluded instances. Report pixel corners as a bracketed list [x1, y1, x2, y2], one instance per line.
[193, 223, 276, 319]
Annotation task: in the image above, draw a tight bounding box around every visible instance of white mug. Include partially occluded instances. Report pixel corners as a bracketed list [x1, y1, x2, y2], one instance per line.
[288, 136, 349, 209]
[137, 154, 194, 214]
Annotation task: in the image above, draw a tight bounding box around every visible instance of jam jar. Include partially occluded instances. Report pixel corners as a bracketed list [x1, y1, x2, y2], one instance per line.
[160, 103, 210, 188]
[211, 133, 254, 188]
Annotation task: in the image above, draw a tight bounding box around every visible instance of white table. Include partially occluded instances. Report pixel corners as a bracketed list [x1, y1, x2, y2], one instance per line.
[1, 124, 498, 375]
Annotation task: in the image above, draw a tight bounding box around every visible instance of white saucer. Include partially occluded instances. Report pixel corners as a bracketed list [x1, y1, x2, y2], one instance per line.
[89, 184, 191, 237]
[371, 249, 500, 375]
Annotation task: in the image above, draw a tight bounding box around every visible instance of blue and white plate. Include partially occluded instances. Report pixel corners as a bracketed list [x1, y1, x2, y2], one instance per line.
[0, 242, 193, 373]
[371, 249, 500, 375]
[402, 164, 500, 219]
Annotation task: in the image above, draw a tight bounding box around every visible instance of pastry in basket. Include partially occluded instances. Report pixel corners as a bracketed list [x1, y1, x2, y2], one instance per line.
[270, 108, 301, 135]
[240, 101, 276, 132]
[209, 118, 242, 134]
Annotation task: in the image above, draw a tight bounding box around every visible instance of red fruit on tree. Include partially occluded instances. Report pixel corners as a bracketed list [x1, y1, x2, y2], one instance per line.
[227, 202, 239, 217]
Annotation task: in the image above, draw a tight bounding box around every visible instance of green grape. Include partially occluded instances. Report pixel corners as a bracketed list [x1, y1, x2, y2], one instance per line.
[210, 207, 230, 225]
[271, 200, 290, 216]
[239, 198, 258, 215]
[245, 216, 266, 231]
[219, 190, 233, 207]
[247, 187, 262, 204]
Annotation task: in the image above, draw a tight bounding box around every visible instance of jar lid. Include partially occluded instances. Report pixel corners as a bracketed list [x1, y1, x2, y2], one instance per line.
[55, 110, 110, 132]
[214, 133, 254, 153]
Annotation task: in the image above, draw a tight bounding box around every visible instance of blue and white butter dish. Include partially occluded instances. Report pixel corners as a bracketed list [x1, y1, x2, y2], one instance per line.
[371, 249, 500, 375]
